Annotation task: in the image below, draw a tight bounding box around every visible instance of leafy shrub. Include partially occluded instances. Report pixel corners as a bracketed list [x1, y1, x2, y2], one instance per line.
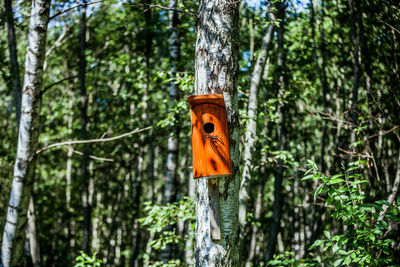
[74, 251, 102, 267]
[303, 160, 399, 266]
[139, 197, 195, 266]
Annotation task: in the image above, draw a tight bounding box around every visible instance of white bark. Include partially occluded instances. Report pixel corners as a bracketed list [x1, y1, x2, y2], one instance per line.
[239, 12, 275, 235]
[194, 1, 240, 266]
[27, 196, 40, 267]
[1, 0, 50, 266]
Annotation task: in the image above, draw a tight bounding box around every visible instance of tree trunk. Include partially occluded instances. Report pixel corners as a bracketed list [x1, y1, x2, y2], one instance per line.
[79, 0, 91, 254]
[245, 178, 264, 267]
[349, 0, 360, 142]
[239, 10, 275, 236]
[1, 0, 50, 266]
[161, 0, 181, 262]
[26, 195, 40, 267]
[164, 0, 181, 206]
[194, 1, 240, 266]
[265, 1, 286, 262]
[310, 0, 330, 173]
[4, 0, 22, 125]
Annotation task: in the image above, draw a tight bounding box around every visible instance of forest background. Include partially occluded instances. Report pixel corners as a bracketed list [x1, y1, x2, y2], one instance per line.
[0, 0, 399, 266]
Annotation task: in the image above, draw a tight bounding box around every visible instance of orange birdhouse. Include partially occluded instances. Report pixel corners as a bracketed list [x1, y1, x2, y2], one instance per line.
[188, 94, 233, 179]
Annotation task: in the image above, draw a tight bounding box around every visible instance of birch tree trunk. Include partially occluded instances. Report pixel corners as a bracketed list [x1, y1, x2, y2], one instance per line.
[194, 1, 240, 266]
[161, 0, 181, 262]
[239, 10, 275, 236]
[79, 0, 91, 253]
[26, 195, 40, 267]
[1, 0, 50, 266]
[4, 0, 22, 125]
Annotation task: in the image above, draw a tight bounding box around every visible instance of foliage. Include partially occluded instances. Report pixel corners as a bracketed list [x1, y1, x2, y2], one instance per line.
[139, 197, 195, 266]
[267, 251, 320, 267]
[304, 160, 400, 266]
[0, 0, 399, 265]
[74, 251, 102, 267]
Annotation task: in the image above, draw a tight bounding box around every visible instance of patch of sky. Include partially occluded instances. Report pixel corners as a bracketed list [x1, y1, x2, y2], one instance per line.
[245, 0, 308, 12]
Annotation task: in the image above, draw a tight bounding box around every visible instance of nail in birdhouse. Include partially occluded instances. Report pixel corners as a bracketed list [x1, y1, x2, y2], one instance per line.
[188, 94, 233, 179]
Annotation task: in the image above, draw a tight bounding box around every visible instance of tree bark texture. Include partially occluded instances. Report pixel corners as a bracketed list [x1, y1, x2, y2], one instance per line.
[239, 10, 275, 236]
[4, 0, 22, 125]
[162, 0, 181, 262]
[265, 1, 286, 262]
[79, 0, 91, 254]
[1, 0, 50, 266]
[194, 1, 240, 266]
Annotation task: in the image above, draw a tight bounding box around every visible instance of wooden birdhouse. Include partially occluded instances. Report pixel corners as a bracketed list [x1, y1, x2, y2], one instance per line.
[188, 94, 233, 179]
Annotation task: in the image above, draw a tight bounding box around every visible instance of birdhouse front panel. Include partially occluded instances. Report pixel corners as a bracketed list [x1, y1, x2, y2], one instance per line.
[188, 95, 233, 179]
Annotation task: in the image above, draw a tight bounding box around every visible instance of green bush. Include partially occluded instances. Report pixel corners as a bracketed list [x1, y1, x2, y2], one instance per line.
[304, 160, 399, 266]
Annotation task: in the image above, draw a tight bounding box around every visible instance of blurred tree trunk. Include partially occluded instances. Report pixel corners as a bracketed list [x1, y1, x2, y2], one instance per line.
[239, 10, 275, 237]
[1, 0, 50, 266]
[349, 0, 360, 144]
[194, 0, 240, 266]
[265, 1, 286, 262]
[161, 0, 181, 261]
[26, 195, 40, 267]
[4, 0, 22, 125]
[310, 0, 330, 173]
[308, 0, 330, 252]
[79, 0, 91, 254]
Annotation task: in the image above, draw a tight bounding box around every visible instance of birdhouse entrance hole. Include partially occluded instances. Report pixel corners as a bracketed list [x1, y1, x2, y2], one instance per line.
[203, 122, 215, 134]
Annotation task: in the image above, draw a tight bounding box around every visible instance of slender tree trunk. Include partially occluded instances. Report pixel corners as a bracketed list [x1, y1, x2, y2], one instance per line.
[26, 196, 40, 267]
[245, 178, 264, 267]
[239, 10, 275, 236]
[129, 153, 143, 267]
[161, 0, 181, 262]
[1, 0, 50, 266]
[349, 0, 360, 144]
[185, 151, 195, 265]
[265, 1, 286, 262]
[164, 0, 181, 206]
[4, 0, 22, 125]
[194, 1, 240, 266]
[307, 0, 331, 252]
[310, 0, 330, 173]
[79, 0, 91, 253]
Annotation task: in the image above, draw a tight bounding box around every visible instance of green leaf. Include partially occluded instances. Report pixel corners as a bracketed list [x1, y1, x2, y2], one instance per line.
[309, 239, 324, 249]
[314, 183, 325, 202]
[324, 230, 331, 239]
[368, 233, 376, 241]
[333, 259, 343, 267]
[328, 178, 345, 184]
[302, 173, 315, 180]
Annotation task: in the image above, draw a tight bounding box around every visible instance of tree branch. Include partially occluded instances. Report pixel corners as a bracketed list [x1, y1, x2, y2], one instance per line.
[378, 18, 400, 35]
[73, 150, 114, 162]
[36, 126, 152, 154]
[41, 75, 79, 96]
[123, 3, 198, 19]
[49, 0, 105, 20]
